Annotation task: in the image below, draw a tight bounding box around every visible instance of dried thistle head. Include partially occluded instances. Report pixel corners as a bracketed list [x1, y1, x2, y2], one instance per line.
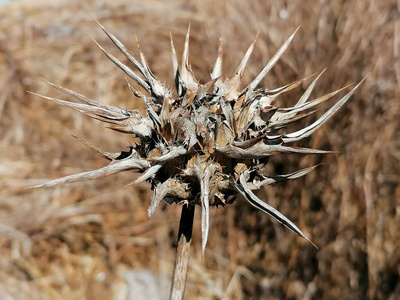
[32, 23, 363, 253]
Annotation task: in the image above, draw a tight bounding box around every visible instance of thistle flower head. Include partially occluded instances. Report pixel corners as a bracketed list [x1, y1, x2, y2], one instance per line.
[32, 23, 363, 253]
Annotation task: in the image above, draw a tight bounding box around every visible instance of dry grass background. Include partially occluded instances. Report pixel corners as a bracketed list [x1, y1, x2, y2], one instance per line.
[0, 0, 399, 299]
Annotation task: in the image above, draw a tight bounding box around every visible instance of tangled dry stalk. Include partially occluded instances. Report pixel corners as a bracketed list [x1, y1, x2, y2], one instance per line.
[1, 0, 399, 299]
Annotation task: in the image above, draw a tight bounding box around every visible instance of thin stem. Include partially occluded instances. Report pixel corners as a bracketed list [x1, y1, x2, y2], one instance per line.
[170, 203, 195, 300]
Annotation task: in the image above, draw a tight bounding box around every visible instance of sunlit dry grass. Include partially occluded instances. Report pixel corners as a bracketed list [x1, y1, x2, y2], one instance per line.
[0, 0, 399, 299]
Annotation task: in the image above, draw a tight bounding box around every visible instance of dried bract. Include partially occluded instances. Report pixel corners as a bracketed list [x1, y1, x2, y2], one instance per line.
[33, 23, 364, 253]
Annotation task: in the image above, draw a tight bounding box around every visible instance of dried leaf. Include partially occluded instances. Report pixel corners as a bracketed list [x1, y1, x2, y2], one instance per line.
[195, 161, 216, 255]
[249, 165, 319, 189]
[225, 36, 257, 99]
[95, 19, 146, 77]
[73, 135, 135, 161]
[136, 37, 170, 99]
[247, 27, 299, 93]
[295, 68, 326, 107]
[217, 142, 331, 159]
[33, 158, 150, 188]
[235, 172, 317, 248]
[180, 25, 198, 91]
[211, 38, 223, 80]
[147, 146, 187, 162]
[148, 178, 190, 216]
[283, 78, 366, 143]
[92, 38, 150, 92]
[133, 163, 163, 184]
[170, 33, 183, 97]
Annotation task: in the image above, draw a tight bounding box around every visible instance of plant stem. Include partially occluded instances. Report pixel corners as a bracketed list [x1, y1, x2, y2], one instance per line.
[170, 203, 195, 300]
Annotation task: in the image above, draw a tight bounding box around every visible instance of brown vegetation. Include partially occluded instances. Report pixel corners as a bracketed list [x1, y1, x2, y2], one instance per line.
[0, 0, 399, 299]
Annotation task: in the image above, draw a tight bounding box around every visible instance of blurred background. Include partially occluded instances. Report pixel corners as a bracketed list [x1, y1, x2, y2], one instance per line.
[0, 0, 399, 299]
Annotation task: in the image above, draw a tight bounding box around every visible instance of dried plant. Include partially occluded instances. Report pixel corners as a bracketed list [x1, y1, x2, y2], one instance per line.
[31, 23, 362, 260]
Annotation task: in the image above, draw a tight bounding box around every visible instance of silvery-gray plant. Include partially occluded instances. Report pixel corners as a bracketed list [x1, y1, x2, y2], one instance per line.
[32, 23, 363, 255]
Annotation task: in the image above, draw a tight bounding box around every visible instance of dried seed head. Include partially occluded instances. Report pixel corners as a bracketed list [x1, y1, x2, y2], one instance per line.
[32, 23, 364, 253]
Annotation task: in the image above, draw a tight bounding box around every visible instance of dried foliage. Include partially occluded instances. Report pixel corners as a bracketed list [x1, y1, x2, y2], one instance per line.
[1, 0, 399, 299]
